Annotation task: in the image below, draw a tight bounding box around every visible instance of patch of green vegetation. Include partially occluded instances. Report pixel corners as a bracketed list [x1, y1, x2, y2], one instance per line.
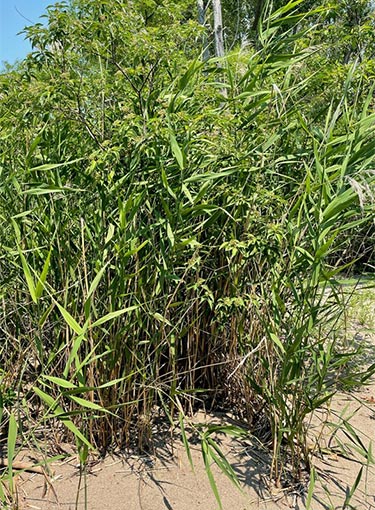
[345, 287, 375, 331]
[0, 1, 375, 509]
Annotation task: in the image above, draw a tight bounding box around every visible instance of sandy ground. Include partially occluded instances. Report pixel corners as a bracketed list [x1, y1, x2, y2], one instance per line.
[6, 288, 375, 510]
[12, 385, 375, 510]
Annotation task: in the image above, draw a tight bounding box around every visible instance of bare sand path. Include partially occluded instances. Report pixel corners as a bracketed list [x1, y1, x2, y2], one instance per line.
[13, 381, 375, 510]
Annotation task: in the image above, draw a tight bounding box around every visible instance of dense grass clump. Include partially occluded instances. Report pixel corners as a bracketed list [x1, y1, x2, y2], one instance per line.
[0, 0, 374, 502]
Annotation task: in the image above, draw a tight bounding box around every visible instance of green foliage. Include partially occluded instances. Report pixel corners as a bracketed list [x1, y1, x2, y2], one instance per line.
[0, 0, 374, 506]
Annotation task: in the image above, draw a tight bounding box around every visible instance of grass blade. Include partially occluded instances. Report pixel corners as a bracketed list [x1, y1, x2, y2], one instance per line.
[7, 414, 18, 495]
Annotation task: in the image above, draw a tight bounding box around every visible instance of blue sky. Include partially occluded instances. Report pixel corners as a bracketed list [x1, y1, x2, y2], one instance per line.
[0, 0, 52, 66]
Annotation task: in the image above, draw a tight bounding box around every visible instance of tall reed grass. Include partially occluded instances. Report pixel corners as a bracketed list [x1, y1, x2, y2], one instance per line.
[0, 0, 374, 505]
